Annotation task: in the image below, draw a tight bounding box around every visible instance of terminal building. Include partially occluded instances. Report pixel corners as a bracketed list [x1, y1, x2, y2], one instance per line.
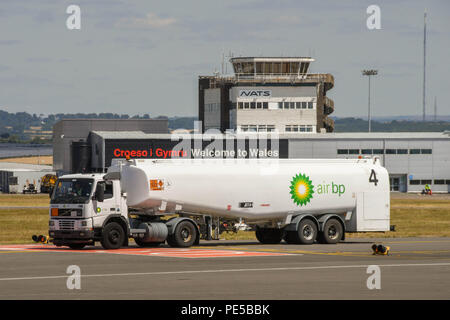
[199, 57, 334, 133]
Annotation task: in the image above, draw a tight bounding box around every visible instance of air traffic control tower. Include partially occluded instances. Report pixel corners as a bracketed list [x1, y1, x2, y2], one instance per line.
[199, 57, 334, 133]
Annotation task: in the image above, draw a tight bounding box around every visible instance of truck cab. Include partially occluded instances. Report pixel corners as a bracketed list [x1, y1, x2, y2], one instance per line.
[49, 173, 129, 249]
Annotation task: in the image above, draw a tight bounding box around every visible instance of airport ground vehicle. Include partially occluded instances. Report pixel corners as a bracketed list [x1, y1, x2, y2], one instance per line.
[48, 158, 390, 249]
[40, 174, 57, 193]
[23, 183, 37, 194]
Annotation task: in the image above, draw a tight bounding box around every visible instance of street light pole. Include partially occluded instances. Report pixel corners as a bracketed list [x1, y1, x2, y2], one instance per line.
[362, 69, 378, 132]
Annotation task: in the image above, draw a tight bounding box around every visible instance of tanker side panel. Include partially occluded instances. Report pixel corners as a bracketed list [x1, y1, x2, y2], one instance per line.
[126, 161, 376, 221]
[120, 159, 389, 232]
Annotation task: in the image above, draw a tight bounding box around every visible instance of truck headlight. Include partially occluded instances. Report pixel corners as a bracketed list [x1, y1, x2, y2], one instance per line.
[49, 220, 55, 226]
[81, 221, 87, 227]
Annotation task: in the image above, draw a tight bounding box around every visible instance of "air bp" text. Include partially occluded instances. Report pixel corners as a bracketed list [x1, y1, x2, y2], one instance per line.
[316, 182, 346, 197]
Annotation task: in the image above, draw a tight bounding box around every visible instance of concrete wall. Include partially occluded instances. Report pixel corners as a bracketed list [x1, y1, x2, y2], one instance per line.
[288, 138, 450, 193]
[203, 88, 221, 131]
[53, 119, 168, 174]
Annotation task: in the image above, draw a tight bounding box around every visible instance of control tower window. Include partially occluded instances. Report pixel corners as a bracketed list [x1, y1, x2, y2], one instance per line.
[242, 63, 254, 74]
[282, 63, 289, 74]
[273, 63, 281, 74]
[290, 62, 299, 74]
[264, 62, 271, 74]
[256, 62, 263, 75]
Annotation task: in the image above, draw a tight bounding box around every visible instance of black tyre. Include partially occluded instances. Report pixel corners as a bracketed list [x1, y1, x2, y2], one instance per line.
[297, 219, 317, 244]
[169, 221, 197, 247]
[321, 218, 343, 244]
[134, 238, 162, 247]
[255, 227, 282, 244]
[284, 231, 299, 244]
[68, 243, 86, 250]
[101, 222, 125, 249]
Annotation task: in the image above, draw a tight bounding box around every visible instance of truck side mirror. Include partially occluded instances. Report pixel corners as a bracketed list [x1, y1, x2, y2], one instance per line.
[95, 184, 105, 202]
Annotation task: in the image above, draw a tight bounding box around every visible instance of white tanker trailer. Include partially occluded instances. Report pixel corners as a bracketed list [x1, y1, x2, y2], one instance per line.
[48, 157, 390, 249]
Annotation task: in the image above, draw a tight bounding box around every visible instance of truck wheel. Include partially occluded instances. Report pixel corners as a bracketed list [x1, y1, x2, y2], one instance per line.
[297, 219, 317, 244]
[68, 243, 86, 250]
[255, 227, 282, 244]
[284, 231, 299, 244]
[101, 222, 125, 249]
[134, 238, 162, 247]
[321, 218, 343, 244]
[169, 221, 197, 247]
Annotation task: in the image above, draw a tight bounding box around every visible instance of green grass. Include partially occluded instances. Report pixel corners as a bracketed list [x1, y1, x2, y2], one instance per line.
[0, 208, 48, 244]
[0, 194, 50, 207]
[0, 198, 449, 244]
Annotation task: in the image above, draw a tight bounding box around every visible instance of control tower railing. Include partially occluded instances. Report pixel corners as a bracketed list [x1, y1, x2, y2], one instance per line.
[210, 73, 334, 90]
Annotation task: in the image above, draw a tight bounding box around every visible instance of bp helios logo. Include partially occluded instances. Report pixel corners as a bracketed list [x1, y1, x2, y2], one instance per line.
[289, 173, 314, 206]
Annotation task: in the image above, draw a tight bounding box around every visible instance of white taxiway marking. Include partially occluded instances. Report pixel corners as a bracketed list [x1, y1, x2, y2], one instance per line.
[0, 262, 450, 281]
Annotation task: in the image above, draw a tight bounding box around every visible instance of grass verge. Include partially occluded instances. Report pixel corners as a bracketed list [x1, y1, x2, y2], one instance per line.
[0, 198, 449, 244]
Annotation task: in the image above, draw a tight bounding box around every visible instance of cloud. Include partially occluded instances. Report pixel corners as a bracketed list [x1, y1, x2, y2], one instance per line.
[120, 12, 176, 28]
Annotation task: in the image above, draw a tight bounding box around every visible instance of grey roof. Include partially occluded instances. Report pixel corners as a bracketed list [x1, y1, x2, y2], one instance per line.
[90, 131, 450, 140]
[0, 162, 54, 172]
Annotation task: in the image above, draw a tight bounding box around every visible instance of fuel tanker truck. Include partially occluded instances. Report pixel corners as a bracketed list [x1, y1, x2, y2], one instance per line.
[48, 157, 390, 249]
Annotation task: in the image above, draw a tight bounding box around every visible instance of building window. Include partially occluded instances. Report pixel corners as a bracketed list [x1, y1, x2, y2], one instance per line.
[278, 102, 283, 109]
[421, 180, 432, 184]
[250, 102, 256, 109]
[434, 180, 445, 185]
[337, 149, 348, 155]
[410, 149, 421, 154]
[308, 102, 313, 109]
[348, 149, 359, 154]
[373, 149, 384, 154]
[386, 149, 396, 154]
[397, 149, 408, 154]
[301, 102, 307, 109]
[240, 125, 248, 132]
[421, 149, 432, 154]
[257, 102, 262, 109]
[409, 180, 421, 185]
[267, 125, 275, 132]
[362, 149, 372, 155]
[238, 102, 243, 109]
[244, 102, 250, 109]
[263, 102, 268, 109]
[295, 102, 301, 109]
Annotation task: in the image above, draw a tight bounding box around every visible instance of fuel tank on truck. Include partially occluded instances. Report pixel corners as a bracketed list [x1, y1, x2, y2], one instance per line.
[108, 157, 389, 229]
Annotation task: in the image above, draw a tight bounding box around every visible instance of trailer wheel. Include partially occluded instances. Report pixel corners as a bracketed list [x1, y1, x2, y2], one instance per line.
[169, 221, 197, 247]
[297, 219, 317, 244]
[321, 218, 343, 244]
[255, 227, 282, 244]
[100, 222, 125, 249]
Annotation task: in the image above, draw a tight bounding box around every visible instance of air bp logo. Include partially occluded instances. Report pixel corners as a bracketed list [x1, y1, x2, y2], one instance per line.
[289, 173, 314, 206]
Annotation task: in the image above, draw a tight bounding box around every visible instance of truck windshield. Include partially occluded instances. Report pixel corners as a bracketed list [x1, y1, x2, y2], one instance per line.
[51, 178, 94, 204]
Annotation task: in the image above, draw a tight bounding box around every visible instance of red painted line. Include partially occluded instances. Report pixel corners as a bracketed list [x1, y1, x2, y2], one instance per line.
[0, 244, 292, 258]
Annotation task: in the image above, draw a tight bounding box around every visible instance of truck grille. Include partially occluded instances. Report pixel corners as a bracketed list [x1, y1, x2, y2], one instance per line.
[59, 220, 75, 230]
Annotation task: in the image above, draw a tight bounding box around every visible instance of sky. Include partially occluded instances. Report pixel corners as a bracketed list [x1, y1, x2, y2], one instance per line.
[0, 0, 449, 118]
